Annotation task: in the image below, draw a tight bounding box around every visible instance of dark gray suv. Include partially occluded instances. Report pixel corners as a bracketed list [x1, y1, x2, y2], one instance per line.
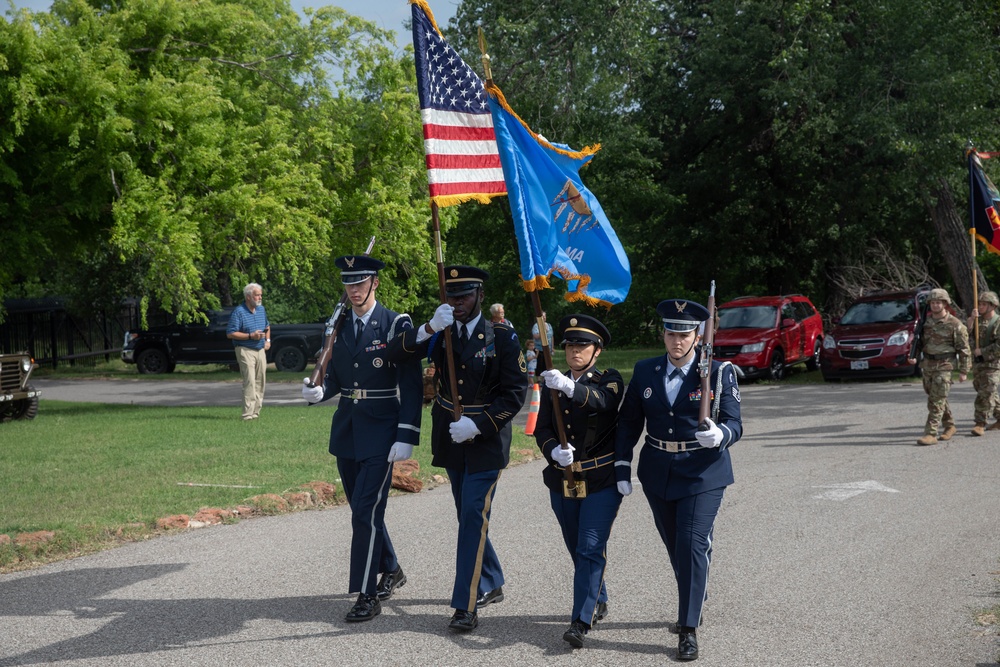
[0, 351, 41, 421]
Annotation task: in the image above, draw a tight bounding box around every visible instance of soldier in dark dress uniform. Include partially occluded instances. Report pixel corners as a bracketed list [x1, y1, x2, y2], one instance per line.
[387, 265, 528, 632]
[615, 299, 742, 662]
[301, 255, 423, 623]
[533, 314, 624, 648]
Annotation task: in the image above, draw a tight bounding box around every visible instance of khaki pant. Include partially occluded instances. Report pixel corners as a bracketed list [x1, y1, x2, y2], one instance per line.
[235, 345, 266, 419]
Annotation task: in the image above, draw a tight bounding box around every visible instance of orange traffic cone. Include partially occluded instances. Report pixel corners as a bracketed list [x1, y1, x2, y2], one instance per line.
[524, 383, 540, 435]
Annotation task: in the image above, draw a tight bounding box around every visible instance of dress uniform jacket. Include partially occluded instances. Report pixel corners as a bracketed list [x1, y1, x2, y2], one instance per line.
[535, 367, 624, 494]
[389, 319, 528, 472]
[319, 302, 423, 459]
[615, 352, 742, 501]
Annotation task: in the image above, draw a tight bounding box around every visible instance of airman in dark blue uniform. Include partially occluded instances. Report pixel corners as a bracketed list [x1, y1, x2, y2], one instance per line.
[615, 299, 742, 661]
[301, 255, 423, 623]
[534, 314, 624, 648]
[387, 265, 528, 632]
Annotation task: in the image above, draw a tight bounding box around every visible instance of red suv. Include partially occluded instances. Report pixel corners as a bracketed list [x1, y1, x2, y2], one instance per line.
[713, 295, 825, 380]
[819, 287, 929, 381]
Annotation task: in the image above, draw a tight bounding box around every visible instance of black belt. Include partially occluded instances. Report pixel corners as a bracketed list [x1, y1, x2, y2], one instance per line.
[340, 388, 398, 400]
[924, 353, 955, 361]
[554, 452, 614, 472]
[645, 435, 704, 453]
[435, 395, 486, 415]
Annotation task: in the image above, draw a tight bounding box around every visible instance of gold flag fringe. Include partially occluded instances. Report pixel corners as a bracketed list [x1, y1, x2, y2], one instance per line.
[519, 268, 615, 310]
[485, 82, 600, 161]
[974, 232, 1000, 257]
[432, 192, 505, 208]
[409, 0, 444, 37]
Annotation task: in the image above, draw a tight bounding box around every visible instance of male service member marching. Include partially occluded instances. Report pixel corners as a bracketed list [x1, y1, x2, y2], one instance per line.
[301, 255, 423, 622]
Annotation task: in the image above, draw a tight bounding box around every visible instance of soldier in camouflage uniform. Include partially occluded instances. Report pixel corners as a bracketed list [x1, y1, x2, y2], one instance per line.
[966, 290, 1000, 436]
[909, 288, 971, 445]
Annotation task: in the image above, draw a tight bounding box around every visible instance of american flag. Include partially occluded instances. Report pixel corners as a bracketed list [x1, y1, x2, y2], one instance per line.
[411, 0, 506, 206]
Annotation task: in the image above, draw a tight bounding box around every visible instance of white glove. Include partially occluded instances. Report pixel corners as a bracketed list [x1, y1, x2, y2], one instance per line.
[387, 442, 413, 463]
[541, 369, 575, 398]
[617, 480, 632, 496]
[449, 416, 481, 443]
[429, 303, 455, 332]
[695, 418, 724, 448]
[301, 378, 324, 403]
[551, 443, 575, 467]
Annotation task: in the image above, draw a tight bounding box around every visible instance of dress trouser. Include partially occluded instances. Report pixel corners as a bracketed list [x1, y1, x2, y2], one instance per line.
[234, 345, 266, 418]
[445, 467, 504, 612]
[549, 484, 622, 627]
[338, 456, 398, 596]
[644, 487, 725, 628]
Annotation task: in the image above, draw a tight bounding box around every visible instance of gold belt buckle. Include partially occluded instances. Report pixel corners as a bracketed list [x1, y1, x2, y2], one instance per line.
[562, 478, 588, 499]
[351, 389, 363, 399]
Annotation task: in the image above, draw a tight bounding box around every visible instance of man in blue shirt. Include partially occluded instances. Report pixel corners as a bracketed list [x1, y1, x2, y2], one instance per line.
[227, 282, 271, 420]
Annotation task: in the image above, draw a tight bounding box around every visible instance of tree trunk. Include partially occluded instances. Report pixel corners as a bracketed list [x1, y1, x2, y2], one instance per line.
[927, 177, 988, 313]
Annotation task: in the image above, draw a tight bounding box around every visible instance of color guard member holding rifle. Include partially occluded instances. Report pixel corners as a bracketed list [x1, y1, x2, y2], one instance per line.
[301, 254, 423, 623]
[614, 297, 742, 661]
[534, 314, 624, 648]
[387, 265, 528, 633]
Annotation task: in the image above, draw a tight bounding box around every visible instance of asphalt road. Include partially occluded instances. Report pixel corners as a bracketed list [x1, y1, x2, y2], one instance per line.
[2, 379, 999, 666]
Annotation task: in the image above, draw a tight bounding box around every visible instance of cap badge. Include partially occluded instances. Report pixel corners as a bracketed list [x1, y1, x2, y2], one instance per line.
[345, 257, 356, 268]
[675, 301, 687, 312]
[569, 318, 578, 326]
[450, 268, 458, 277]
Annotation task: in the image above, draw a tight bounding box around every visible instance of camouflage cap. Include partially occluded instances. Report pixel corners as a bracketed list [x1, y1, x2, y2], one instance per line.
[927, 288, 951, 304]
[980, 291, 1000, 307]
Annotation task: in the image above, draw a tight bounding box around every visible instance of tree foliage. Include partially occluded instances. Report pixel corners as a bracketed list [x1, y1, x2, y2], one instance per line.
[0, 0, 441, 323]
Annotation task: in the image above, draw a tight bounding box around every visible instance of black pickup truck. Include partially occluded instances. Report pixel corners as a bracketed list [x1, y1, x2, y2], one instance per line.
[121, 309, 325, 374]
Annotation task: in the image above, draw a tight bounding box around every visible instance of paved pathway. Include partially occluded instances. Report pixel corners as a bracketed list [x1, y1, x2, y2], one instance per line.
[2, 380, 998, 665]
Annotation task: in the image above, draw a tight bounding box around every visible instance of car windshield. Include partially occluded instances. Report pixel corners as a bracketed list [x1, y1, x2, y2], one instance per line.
[718, 306, 777, 329]
[840, 299, 914, 325]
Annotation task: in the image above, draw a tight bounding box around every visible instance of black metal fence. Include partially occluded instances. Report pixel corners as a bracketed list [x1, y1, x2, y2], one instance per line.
[0, 298, 143, 369]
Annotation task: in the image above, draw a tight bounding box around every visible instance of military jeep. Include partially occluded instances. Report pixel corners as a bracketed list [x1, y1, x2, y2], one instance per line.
[0, 351, 41, 422]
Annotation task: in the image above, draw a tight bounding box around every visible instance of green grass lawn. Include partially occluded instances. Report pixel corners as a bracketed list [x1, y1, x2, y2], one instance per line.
[0, 401, 540, 571]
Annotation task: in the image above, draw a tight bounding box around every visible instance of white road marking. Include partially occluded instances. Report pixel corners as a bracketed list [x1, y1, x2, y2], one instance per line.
[812, 480, 900, 501]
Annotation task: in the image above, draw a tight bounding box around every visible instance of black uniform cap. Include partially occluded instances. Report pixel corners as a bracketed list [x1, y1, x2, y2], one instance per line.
[335, 255, 385, 285]
[656, 299, 710, 332]
[558, 314, 611, 348]
[444, 265, 489, 296]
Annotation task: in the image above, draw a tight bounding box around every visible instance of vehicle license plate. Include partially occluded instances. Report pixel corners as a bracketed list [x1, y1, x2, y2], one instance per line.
[850, 360, 869, 370]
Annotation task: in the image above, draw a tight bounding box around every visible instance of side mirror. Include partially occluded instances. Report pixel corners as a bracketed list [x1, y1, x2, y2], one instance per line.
[781, 318, 796, 328]
[832, 317, 841, 325]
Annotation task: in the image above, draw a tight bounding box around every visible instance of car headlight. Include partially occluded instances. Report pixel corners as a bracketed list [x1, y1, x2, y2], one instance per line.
[741, 342, 766, 353]
[823, 337, 837, 349]
[21, 357, 32, 372]
[887, 331, 909, 347]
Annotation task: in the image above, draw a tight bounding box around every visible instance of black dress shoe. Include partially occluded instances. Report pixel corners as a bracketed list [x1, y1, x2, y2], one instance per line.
[475, 586, 504, 609]
[677, 627, 699, 661]
[562, 619, 588, 648]
[344, 593, 381, 622]
[449, 609, 478, 632]
[594, 601, 608, 623]
[375, 565, 407, 601]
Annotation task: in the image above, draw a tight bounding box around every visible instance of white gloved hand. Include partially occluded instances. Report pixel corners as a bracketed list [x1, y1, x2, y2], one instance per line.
[449, 416, 481, 443]
[551, 443, 575, 467]
[301, 378, 324, 403]
[695, 418, 724, 448]
[617, 480, 633, 496]
[429, 303, 455, 332]
[541, 369, 575, 398]
[387, 442, 413, 463]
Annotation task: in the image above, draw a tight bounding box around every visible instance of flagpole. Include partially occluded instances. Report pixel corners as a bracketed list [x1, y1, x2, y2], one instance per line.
[431, 201, 463, 421]
[968, 147, 980, 345]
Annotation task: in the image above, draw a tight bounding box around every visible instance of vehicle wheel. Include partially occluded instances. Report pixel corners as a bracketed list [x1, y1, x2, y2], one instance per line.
[806, 340, 822, 371]
[768, 349, 786, 381]
[821, 371, 841, 383]
[9, 386, 39, 420]
[274, 345, 307, 373]
[136, 348, 172, 374]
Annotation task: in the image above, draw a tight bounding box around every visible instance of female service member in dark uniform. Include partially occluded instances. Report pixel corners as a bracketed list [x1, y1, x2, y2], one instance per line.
[614, 299, 742, 662]
[300, 255, 423, 623]
[534, 314, 624, 649]
[387, 265, 528, 633]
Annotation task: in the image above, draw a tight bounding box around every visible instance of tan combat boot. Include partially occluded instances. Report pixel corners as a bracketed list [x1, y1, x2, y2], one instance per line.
[972, 423, 986, 436]
[917, 434, 938, 446]
[939, 425, 958, 441]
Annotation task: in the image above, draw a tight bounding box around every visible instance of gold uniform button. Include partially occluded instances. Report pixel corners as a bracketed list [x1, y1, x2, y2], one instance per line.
[458, 379, 464, 385]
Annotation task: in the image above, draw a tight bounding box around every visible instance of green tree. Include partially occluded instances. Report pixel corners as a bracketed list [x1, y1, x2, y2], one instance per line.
[0, 0, 439, 324]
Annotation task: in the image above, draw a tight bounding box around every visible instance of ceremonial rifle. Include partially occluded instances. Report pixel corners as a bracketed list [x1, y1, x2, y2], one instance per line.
[698, 280, 717, 430]
[306, 235, 376, 388]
